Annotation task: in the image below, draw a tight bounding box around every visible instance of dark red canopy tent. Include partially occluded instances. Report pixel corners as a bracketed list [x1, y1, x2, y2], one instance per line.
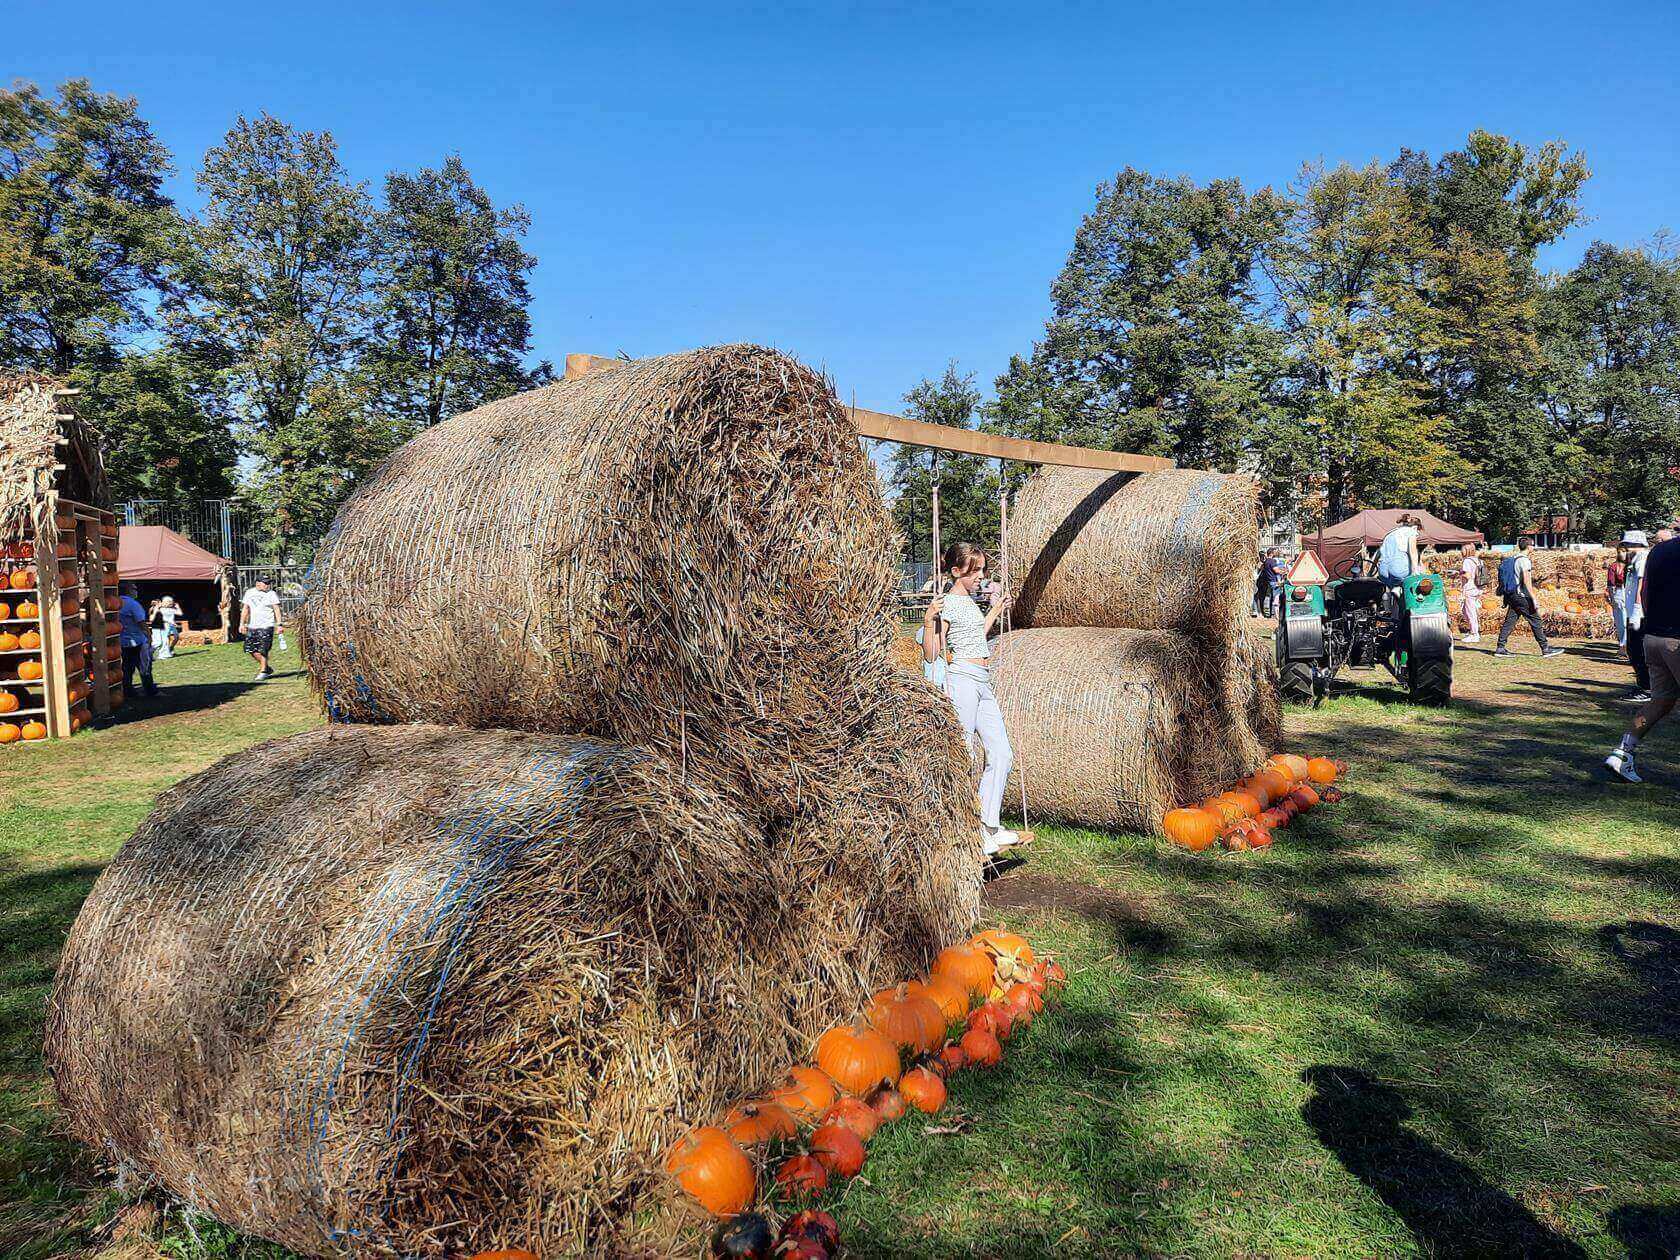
[1305, 509, 1484, 581]
[117, 526, 232, 633]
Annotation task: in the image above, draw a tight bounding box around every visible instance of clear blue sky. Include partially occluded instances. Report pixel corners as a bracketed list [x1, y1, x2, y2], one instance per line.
[11, 0, 1678, 413]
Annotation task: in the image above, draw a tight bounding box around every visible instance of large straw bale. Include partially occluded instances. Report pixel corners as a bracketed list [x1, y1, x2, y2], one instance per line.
[300, 346, 898, 823]
[989, 627, 1249, 832]
[1006, 467, 1260, 642]
[46, 722, 978, 1258]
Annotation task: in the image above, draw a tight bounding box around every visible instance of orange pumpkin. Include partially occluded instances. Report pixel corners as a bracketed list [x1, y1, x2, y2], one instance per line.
[9, 568, 33, 591]
[722, 1100, 798, 1145]
[0, 693, 14, 714]
[1256, 767, 1292, 802]
[1248, 822, 1274, 850]
[18, 630, 40, 650]
[959, 1025, 1002, 1068]
[820, 1095, 880, 1142]
[469, 1251, 540, 1260]
[937, 1040, 968, 1075]
[1225, 790, 1264, 818]
[774, 1154, 829, 1200]
[809, 1122, 865, 1179]
[0, 603, 9, 620]
[17, 660, 42, 681]
[931, 943, 995, 998]
[767, 1066, 837, 1122]
[867, 1083, 907, 1122]
[1289, 785, 1320, 812]
[907, 974, 969, 1023]
[664, 1127, 755, 1217]
[1306, 757, 1340, 785]
[968, 1000, 1013, 1041]
[0, 633, 16, 651]
[899, 1066, 947, 1114]
[1044, 959, 1066, 991]
[1272, 753, 1310, 781]
[973, 928, 1034, 965]
[0, 723, 19, 744]
[867, 985, 944, 1054]
[815, 1023, 900, 1095]
[1163, 807, 1220, 851]
[1003, 982, 1044, 1026]
[15, 600, 38, 618]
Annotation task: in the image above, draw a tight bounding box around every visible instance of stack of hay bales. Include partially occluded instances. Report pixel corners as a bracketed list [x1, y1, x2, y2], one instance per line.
[1423, 547, 1618, 641]
[994, 467, 1280, 832]
[46, 347, 982, 1258]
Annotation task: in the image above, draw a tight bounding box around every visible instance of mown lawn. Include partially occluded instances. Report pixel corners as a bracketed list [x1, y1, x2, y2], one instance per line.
[2, 635, 1677, 1257]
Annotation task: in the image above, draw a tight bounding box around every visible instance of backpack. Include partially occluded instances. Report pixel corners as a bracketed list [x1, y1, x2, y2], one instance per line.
[1497, 556, 1522, 596]
[1473, 558, 1490, 589]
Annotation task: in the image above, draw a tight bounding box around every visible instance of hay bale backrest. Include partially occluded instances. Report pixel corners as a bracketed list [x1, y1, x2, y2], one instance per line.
[1006, 466, 1260, 644]
[302, 345, 898, 821]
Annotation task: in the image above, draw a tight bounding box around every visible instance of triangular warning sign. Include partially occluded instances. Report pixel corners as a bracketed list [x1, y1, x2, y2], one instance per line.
[1286, 551, 1329, 585]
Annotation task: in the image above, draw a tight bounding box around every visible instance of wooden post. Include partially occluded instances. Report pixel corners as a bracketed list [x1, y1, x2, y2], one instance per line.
[930, 451, 941, 587]
[84, 511, 111, 717]
[34, 496, 71, 738]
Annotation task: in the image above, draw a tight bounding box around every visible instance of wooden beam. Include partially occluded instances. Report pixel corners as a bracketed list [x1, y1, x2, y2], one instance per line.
[847, 407, 1174, 472]
[563, 353, 630, 381]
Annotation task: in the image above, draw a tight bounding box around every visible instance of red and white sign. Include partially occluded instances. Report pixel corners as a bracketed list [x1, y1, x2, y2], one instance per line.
[1286, 551, 1329, 586]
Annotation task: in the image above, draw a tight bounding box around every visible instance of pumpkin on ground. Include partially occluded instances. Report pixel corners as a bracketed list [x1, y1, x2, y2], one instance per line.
[908, 974, 969, 1023]
[867, 1084, 906, 1122]
[1271, 753, 1310, 781]
[1289, 785, 1320, 812]
[665, 1127, 755, 1217]
[711, 1213, 775, 1259]
[937, 1041, 967, 1074]
[899, 1066, 947, 1114]
[722, 1101, 798, 1145]
[931, 943, 994, 998]
[767, 1066, 837, 1122]
[1306, 757, 1340, 785]
[866, 985, 944, 1054]
[820, 1095, 880, 1142]
[773, 1154, 828, 1200]
[809, 1123, 865, 1179]
[959, 1025, 1002, 1067]
[1004, 982, 1043, 1026]
[814, 1023, 899, 1095]
[781, 1210, 840, 1254]
[1163, 807, 1220, 851]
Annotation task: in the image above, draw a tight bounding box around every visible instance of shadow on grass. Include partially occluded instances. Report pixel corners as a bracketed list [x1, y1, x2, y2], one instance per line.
[1599, 922, 1680, 1043]
[1606, 1204, 1680, 1259]
[1301, 1065, 1587, 1259]
[100, 672, 303, 728]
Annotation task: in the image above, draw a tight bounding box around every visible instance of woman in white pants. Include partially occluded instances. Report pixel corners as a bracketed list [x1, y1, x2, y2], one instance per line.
[922, 541, 1020, 856]
[1458, 543, 1483, 642]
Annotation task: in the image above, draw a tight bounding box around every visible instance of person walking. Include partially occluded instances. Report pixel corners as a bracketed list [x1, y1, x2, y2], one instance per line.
[1458, 543, 1486, 643]
[1607, 544, 1629, 650]
[1494, 538, 1565, 659]
[1622, 531, 1652, 703]
[117, 582, 159, 696]
[1377, 515, 1422, 590]
[1605, 527, 1680, 782]
[239, 578, 284, 682]
[922, 541, 1019, 857]
[149, 594, 182, 660]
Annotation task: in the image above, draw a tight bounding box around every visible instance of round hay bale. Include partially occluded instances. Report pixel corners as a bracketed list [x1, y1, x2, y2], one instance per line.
[45, 723, 975, 1257]
[989, 627, 1252, 832]
[300, 346, 898, 823]
[1006, 467, 1260, 642]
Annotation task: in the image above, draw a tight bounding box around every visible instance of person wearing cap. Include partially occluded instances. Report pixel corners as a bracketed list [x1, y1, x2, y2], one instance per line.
[1606, 523, 1680, 782]
[1621, 530, 1652, 703]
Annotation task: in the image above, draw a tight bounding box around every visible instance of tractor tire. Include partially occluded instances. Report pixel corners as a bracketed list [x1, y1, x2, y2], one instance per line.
[1408, 653, 1452, 705]
[1276, 634, 1318, 703]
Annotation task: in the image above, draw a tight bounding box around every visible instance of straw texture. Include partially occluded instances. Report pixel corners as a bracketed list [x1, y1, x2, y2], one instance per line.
[300, 345, 899, 824]
[989, 628, 1249, 832]
[46, 721, 976, 1258]
[1, 372, 107, 541]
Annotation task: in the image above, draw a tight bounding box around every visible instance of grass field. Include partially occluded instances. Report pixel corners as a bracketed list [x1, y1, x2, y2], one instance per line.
[2, 634, 1677, 1257]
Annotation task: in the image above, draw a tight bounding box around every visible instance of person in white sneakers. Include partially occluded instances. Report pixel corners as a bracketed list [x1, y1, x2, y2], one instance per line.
[923, 540, 1020, 857]
[1621, 531, 1652, 703]
[239, 578, 284, 681]
[1606, 527, 1679, 782]
[1458, 543, 1486, 643]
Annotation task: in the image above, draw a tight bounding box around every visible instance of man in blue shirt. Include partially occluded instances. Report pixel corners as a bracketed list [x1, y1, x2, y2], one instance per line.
[118, 582, 158, 696]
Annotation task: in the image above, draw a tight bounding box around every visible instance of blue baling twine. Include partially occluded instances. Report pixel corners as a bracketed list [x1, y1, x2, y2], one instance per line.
[288, 739, 634, 1248]
[1168, 474, 1221, 558]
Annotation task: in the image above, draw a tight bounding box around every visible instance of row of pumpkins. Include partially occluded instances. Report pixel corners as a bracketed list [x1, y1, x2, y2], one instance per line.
[0, 596, 46, 742]
[1162, 752, 1347, 853]
[464, 930, 1064, 1260]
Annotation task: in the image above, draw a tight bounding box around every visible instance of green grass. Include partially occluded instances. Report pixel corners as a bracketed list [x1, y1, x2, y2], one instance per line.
[3, 637, 1678, 1257]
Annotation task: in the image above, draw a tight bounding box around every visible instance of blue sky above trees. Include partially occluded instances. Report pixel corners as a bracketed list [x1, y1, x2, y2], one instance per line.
[10, 0, 1676, 413]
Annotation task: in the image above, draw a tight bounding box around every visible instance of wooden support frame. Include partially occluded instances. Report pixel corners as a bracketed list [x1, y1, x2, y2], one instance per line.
[847, 406, 1173, 472]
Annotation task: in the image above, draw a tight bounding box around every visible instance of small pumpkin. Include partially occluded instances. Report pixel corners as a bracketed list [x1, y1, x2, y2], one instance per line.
[20, 719, 45, 740]
[899, 1066, 947, 1114]
[471, 1251, 542, 1260]
[1003, 982, 1043, 1026]
[1288, 785, 1320, 812]
[781, 1209, 840, 1254]
[908, 974, 970, 1023]
[0, 692, 16, 715]
[1306, 757, 1340, 785]
[665, 1127, 755, 1217]
[973, 928, 1035, 990]
[1320, 785, 1344, 804]
[0, 633, 17, 651]
[1163, 807, 1220, 851]
[1043, 959, 1066, 991]
[18, 659, 43, 681]
[711, 1212, 775, 1259]
[967, 1001, 1012, 1041]
[937, 1040, 968, 1075]
[0, 603, 9, 620]
[9, 568, 33, 591]
[17, 629, 40, 649]
[867, 985, 944, 1054]
[767, 1066, 837, 1122]
[778, 1240, 828, 1260]
[16, 600, 38, 618]
[960, 1025, 1002, 1068]
[1247, 821, 1274, 850]
[1256, 767, 1292, 803]
[809, 1122, 865, 1179]
[1274, 753, 1311, 781]
[0, 723, 19, 744]
[867, 1084, 906, 1123]
[1225, 789, 1264, 818]
[931, 943, 994, 998]
[722, 1100, 798, 1146]
[1222, 828, 1251, 852]
[773, 1153, 828, 1201]
[820, 1095, 880, 1142]
[815, 1023, 900, 1095]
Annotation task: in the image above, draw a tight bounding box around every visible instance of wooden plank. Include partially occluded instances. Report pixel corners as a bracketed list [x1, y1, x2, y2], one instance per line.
[32, 498, 71, 738]
[83, 514, 113, 718]
[563, 353, 631, 381]
[847, 407, 1174, 472]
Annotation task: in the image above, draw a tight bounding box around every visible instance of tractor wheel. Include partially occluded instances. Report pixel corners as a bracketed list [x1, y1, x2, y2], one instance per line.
[1276, 634, 1317, 703]
[1408, 653, 1452, 705]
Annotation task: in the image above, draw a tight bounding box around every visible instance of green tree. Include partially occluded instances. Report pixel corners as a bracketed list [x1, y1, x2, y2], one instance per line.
[176, 115, 382, 551]
[888, 364, 1000, 570]
[990, 170, 1286, 471]
[1537, 241, 1680, 536]
[0, 79, 180, 372]
[70, 350, 236, 501]
[365, 155, 545, 434]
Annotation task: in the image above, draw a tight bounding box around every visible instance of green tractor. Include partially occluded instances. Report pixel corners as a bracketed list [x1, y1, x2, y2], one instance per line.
[1275, 571, 1454, 705]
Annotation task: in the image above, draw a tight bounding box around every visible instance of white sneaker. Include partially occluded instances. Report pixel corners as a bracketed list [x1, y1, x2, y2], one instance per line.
[981, 826, 1021, 855]
[1604, 748, 1642, 783]
[254, 670, 269, 682]
[1463, 635, 1481, 643]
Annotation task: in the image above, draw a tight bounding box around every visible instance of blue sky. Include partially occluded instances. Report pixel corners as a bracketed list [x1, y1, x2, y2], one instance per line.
[11, 0, 1678, 414]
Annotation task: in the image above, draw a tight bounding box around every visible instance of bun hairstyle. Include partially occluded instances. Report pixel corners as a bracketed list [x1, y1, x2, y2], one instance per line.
[942, 541, 987, 576]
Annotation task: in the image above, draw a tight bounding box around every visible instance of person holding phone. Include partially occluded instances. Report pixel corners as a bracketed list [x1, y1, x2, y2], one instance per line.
[922, 541, 1020, 856]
